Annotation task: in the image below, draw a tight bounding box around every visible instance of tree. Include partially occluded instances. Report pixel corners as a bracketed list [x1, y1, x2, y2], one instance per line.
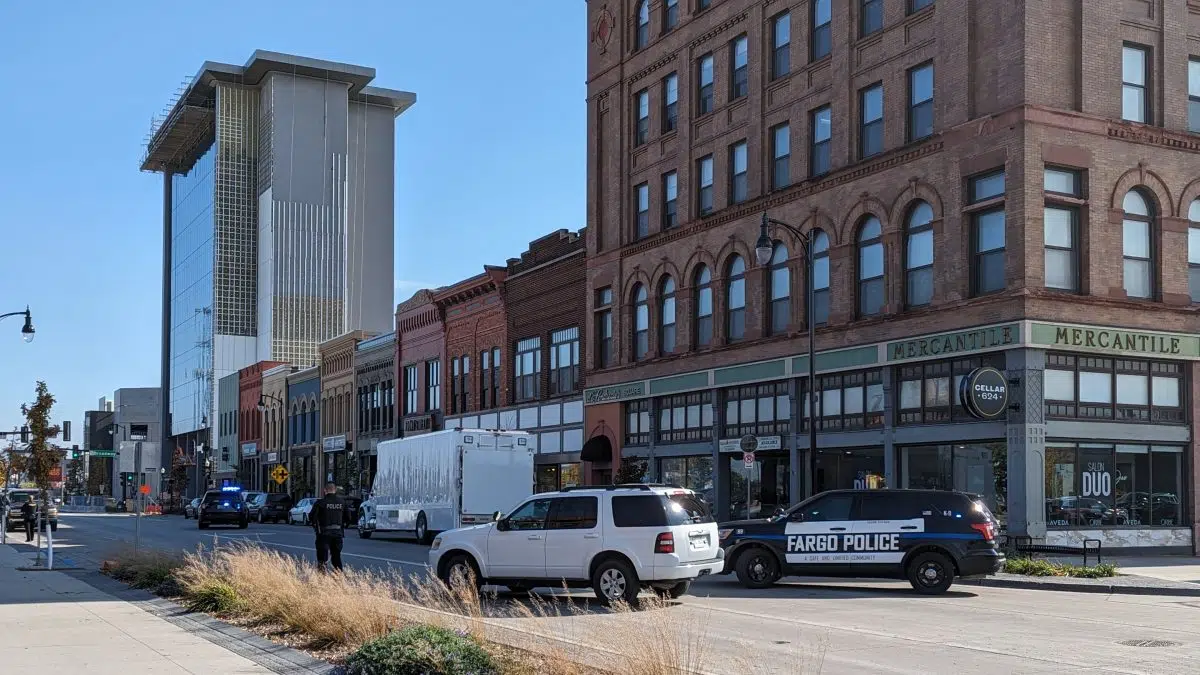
[614, 457, 647, 484]
[65, 456, 85, 496]
[0, 444, 27, 488]
[86, 456, 110, 496]
[22, 382, 62, 494]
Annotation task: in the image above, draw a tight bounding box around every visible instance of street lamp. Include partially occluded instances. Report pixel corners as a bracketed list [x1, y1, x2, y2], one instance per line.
[756, 212, 819, 501]
[257, 393, 284, 412]
[0, 307, 35, 343]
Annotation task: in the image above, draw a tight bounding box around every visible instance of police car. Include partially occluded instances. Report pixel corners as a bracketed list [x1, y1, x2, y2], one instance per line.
[718, 489, 1003, 594]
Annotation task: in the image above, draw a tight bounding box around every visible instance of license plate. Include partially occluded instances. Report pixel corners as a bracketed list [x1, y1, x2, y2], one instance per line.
[689, 535, 709, 550]
[698, 569, 711, 577]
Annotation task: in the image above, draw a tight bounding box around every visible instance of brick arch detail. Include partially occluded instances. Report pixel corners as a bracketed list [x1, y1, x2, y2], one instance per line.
[714, 237, 754, 274]
[649, 260, 683, 296]
[1110, 166, 1176, 218]
[840, 196, 892, 240]
[889, 180, 944, 226]
[1176, 177, 1200, 221]
[796, 209, 841, 247]
[621, 269, 653, 305]
[681, 248, 717, 289]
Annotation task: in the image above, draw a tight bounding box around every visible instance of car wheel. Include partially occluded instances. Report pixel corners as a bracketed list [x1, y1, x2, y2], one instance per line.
[907, 551, 955, 595]
[440, 553, 481, 589]
[358, 528, 372, 539]
[656, 580, 691, 599]
[734, 546, 780, 589]
[415, 512, 430, 545]
[592, 558, 640, 605]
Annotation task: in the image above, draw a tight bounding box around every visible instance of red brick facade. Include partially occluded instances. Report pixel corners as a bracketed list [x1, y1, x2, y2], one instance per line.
[396, 290, 446, 434]
[238, 360, 284, 490]
[435, 268, 508, 415]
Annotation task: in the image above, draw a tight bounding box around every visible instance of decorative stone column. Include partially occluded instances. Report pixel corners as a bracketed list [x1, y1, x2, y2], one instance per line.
[1005, 348, 1047, 540]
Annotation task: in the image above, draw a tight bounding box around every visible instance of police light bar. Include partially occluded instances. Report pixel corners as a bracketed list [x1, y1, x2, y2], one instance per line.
[220, 486, 242, 492]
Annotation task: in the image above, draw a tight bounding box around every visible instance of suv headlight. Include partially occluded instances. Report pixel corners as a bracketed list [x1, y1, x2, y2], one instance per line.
[718, 528, 733, 540]
[430, 536, 442, 551]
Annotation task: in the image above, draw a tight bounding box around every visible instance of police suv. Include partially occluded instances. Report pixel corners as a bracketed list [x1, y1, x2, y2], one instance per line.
[718, 489, 1003, 594]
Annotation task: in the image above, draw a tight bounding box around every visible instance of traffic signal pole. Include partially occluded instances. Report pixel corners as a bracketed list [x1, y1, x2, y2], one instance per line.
[135, 440, 142, 554]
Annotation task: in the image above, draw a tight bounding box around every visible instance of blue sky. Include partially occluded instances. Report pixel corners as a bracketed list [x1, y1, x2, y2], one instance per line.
[0, 1, 586, 440]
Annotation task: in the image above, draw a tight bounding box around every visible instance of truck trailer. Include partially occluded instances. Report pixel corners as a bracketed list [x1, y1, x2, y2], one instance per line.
[358, 429, 536, 544]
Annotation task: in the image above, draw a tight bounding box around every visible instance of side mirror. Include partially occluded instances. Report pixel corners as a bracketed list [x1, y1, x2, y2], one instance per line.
[773, 507, 786, 519]
[495, 519, 510, 532]
[492, 510, 503, 522]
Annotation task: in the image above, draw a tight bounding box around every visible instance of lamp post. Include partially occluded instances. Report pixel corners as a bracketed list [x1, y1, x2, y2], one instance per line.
[756, 212, 819, 502]
[0, 307, 35, 343]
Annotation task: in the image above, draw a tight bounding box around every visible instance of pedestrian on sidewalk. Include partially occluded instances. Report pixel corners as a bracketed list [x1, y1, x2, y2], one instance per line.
[311, 483, 345, 573]
[20, 500, 35, 542]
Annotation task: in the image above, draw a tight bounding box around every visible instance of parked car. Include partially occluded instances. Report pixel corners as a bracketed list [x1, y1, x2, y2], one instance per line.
[258, 493, 294, 523]
[183, 497, 202, 519]
[429, 484, 724, 604]
[289, 497, 317, 525]
[342, 496, 363, 526]
[4, 489, 57, 532]
[242, 491, 267, 520]
[197, 488, 250, 529]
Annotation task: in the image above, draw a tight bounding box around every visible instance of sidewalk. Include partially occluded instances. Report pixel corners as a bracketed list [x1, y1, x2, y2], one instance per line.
[0, 543, 326, 674]
[960, 554, 1200, 596]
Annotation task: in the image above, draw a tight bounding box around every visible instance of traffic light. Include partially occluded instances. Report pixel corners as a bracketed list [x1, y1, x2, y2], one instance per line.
[61, 420, 71, 442]
[19, 426, 28, 443]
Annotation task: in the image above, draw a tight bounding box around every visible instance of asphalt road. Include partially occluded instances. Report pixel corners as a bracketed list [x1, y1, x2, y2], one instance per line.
[19, 513, 1200, 674]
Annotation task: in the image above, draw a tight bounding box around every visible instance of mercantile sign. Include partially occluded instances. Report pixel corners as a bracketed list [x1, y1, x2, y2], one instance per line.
[887, 324, 1019, 362]
[1038, 324, 1195, 356]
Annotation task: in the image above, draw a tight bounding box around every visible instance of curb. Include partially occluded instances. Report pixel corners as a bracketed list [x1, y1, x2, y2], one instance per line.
[959, 577, 1200, 597]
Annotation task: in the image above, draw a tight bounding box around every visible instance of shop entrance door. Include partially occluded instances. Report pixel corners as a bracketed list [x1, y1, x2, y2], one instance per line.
[952, 446, 997, 509]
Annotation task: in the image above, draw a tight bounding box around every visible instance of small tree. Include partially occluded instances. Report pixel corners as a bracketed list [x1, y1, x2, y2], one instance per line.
[65, 456, 85, 495]
[0, 445, 27, 488]
[86, 456, 110, 496]
[22, 382, 63, 530]
[614, 457, 647, 484]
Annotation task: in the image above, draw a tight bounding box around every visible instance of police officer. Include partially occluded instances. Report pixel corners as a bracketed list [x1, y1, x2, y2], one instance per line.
[311, 483, 345, 573]
[21, 499, 36, 542]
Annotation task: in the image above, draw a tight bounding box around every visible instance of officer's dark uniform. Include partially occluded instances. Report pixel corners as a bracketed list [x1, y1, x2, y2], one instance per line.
[311, 492, 345, 572]
[21, 501, 35, 541]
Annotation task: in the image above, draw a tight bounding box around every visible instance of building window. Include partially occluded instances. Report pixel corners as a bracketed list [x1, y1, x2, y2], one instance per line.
[450, 358, 460, 414]
[861, 0, 883, 36]
[698, 0, 710, 9]
[663, 0, 678, 31]
[860, 83, 883, 158]
[810, 105, 831, 176]
[969, 169, 1006, 296]
[1189, 59, 1200, 132]
[425, 360, 441, 411]
[633, 284, 649, 360]
[479, 348, 500, 409]
[1044, 167, 1082, 292]
[1189, 200, 1200, 302]
[657, 391, 714, 443]
[1044, 353, 1184, 424]
[771, 123, 790, 190]
[803, 369, 885, 431]
[730, 35, 748, 99]
[490, 347, 500, 406]
[595, 287, 613, 368]
[857, 216, 884, 317]
[698, 53, 714, 114]
[908, 62, 934, 141]
[659, 276, 677, 354]
[1122, 189, 1154, 299]
[905, 201, 934, 307]
[404, 365, 418, 414]
[730, 140, 748, 204]
[724, 381, 790, 438]
[624, 399, 651, 446]
[897, 354, 1006, 425]
[635, 182, 649, 240]
[908, 0, 933, 13]
[663, 72, 678, 132]
[726, 255, 746, 342]
[772, 12, 790, 80]
[811, 0, 831, 61]
[661, 171, 678, 230]
[1122, 44, 1149, 123]
[514, 337, 541, 402]
[549, 327, 580, 396]
[635, 89, 649, 146]
[459, 357, 470, 413]
[697, 155, 714, 215]
[635, 0, 649, 50]
[769, 242, 790, 335]
[694, 265, 713, 348]
[1045, 442, 1186, 528]
[812, 230, 831, 326]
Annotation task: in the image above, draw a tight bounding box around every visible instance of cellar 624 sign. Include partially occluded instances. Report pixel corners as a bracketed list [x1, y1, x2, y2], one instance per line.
[959, 367, 1009, 420]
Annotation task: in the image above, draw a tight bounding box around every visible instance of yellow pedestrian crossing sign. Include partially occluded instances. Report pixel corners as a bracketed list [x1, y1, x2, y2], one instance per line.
[271, 465, 289, 485]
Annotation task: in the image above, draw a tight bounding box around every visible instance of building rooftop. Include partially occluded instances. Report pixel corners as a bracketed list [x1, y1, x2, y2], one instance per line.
[141, 50, 417, 174]
[356, 332, 396, 353]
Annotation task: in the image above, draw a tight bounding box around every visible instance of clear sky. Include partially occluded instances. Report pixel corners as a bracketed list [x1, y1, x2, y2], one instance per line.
[0, 1, 586, 442]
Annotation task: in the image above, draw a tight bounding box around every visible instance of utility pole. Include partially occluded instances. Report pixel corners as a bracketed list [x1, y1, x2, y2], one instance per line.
[134, 439, 143, 553]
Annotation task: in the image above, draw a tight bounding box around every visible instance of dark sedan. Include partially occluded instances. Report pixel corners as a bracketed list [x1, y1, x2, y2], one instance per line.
[258, 493, 294, 523]
[198, 488, 249, 529]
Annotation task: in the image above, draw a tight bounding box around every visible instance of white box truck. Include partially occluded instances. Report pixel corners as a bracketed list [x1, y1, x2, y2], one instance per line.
[357, 429, 536, 544]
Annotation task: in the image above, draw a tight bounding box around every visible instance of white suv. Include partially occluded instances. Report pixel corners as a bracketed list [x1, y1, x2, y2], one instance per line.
[429, 484, 723, 604]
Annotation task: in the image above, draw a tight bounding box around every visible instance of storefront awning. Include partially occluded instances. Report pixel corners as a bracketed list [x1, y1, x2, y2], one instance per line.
[580, 435, 612, 462]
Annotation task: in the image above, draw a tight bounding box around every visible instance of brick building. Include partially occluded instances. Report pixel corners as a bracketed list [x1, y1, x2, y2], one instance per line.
[287, 367, 320, 500]
[319, 330, 375, 497]
[396, 291, 445, 438]
[260, 364, 296, 491]
[355, 331, 397, 487]
[434, 267, 508, 415]
[583, 0, 1200, 553]
[238, 360, 284, 491]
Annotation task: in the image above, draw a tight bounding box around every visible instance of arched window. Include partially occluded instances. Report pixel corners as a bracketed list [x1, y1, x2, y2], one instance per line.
[727, 255, 746, 341]
[635, 0, 649, 49]
[769, 243, 790, 334]
[1189, 199, 1200, 303]
[1122, 190, 1154, 299]
[633, 284, 649, 360]
[905, 201, 934, 307]
[660, 276, 677, 354]
[858, 216, 884, 316]
[812, 230, 831, 326]
[694, 266, 713, 348]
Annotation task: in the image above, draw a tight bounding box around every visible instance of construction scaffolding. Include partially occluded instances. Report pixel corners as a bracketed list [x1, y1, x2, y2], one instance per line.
[140, 74, 216, 174]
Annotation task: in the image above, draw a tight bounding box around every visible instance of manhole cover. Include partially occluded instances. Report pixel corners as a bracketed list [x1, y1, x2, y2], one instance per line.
[1118, 639, 1181, 648]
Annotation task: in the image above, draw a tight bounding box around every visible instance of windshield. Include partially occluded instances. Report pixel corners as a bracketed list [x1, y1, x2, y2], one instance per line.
[8, 494, 33, 504]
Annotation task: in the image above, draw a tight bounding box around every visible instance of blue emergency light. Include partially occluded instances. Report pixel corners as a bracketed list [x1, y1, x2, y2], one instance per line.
[220, 486, 242, 492]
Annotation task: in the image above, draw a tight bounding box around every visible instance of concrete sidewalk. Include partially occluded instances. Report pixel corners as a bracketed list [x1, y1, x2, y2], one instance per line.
[0, 543, 272, 674]
[960, 554, 1200, 596]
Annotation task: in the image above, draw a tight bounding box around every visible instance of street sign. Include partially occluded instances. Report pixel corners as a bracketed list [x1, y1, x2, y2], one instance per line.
[739, 434, 758, 453]
[743, 451, 755, 468]
[271, 465, 290, 485]
[138, 484, 150, 495]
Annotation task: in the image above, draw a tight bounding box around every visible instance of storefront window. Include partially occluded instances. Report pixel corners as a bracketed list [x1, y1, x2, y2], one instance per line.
[657, 392, 714, 443]
[1044, 353, 1185, 424]
[660, 455, 715, 505]
[900, 442, 1006, 524]
[729, 454, 789, 519]
[536, 463, 582, 493]
[723, 382, 789, 438]
[624, 399, 651, 446]
[801, 369, 884, 431]
[897, 354, 1005, 425]
[815, 447, 884, 493]
[1045, 442, 1186, 528]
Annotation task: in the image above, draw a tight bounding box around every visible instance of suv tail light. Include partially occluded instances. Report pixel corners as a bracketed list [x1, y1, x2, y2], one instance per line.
[654, 532, 675, 554]
[970, 522, 995, 542]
